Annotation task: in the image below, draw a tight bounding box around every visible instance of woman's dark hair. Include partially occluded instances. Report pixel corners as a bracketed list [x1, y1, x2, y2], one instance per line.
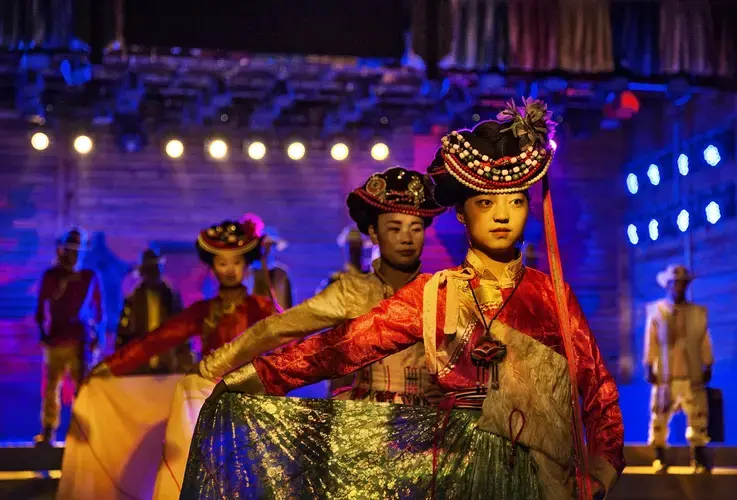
[430, 120, 526, 207]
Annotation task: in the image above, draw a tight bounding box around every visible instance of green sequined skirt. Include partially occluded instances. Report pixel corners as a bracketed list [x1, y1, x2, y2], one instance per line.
[181, 394, 541, 499]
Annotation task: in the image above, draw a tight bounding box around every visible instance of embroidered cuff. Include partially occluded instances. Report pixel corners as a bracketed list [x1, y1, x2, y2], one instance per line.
[222, 363, 266, 394]
[589, 455, 619, 497]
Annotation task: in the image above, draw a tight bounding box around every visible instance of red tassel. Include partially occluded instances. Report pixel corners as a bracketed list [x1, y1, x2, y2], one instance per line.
[542, 176, 592, 500]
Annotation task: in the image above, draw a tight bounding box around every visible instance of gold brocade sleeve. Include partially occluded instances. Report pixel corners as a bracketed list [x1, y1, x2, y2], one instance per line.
[222, 362, 266, 394]
[199, 279, 349, 380]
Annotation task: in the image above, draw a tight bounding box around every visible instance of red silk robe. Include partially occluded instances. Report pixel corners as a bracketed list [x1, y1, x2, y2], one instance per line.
[245, 253, 625, 490]
[106, 286, 274, 376]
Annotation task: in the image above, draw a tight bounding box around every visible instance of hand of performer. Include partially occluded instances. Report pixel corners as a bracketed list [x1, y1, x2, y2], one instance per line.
[88, 362, 112, 378]
[590, 476, 605, 499]
[262, 236, 275, 259]
[206, 380, 228, 405]
[646, 364, 657, 385]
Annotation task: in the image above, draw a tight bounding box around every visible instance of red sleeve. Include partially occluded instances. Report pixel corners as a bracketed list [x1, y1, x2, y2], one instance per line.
[253, 275, 431, 395]
[105, 301, 205, 375]
[36, 270, 52, 325]
[568, 287, 625, 476]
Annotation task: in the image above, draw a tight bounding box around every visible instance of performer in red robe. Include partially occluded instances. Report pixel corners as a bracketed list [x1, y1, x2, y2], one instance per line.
[91, 218, 275, 376]
[35, 228, 103, 446]
[184, 99, 624, 500]
[78, 218, 275, 500]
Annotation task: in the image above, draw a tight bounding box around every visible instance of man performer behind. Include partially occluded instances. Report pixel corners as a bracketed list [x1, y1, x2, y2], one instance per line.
[315, 225, 373, 294]
[645, 264, 714, 473]
[116, 248, 190, 374]
[35, 227, 104, 446]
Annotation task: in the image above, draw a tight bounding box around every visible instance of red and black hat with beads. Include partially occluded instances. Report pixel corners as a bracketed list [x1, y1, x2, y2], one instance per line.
[195, 219, 263, 266]
[428, 97, 558, 206]
[347, 167, 446, 234]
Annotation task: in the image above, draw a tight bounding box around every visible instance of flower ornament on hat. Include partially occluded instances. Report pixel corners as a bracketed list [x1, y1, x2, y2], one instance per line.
[656, 264, 695, 288]
[239, 213, 288, 252]
[195, 219, 262, 266]
[347, 166, 446, 234]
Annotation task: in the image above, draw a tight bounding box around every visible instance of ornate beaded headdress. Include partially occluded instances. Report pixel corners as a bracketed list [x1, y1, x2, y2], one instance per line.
[350, 167, 446, 219]
[196, 220, 261, 257]
[438, 97, 557, 194]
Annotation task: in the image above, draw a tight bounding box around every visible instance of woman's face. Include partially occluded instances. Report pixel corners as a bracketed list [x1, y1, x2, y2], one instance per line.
[212, 253, 246, 287]
[459, 192, 528, 258]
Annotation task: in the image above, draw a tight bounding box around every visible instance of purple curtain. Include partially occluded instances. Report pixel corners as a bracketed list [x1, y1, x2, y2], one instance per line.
[610, 0, 660, 76]
[507, 0, 559, 71]
[659, 0, 715, 76]
[557, 0, 614, 73]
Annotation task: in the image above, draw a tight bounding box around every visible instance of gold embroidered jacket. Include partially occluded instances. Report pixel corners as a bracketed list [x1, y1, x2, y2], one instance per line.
[202, 260, 432, 403]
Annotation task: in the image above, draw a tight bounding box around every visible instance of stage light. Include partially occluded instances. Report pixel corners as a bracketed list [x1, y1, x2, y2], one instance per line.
[677, 154, 689, 176]
[627, 224, 639, 245]
[287, 142, 306, 161]
[371, 142, 389, 161]
[247, 141, 266, 160]
[31, 132, 49, 151]
[331, 143, 349, 161]
[705, 201, 721, 224]
[165, 139, 184, 159]
[647, 164, 660, 186]
[550, 139, 558, 151]
[704, 145, 721, 166]
[73, 135, 93, 155]
[677, 209, 689, 232]
[648, 219, 659, 241]
[208, 139, 228, 160]
[626, 173, 639, 194]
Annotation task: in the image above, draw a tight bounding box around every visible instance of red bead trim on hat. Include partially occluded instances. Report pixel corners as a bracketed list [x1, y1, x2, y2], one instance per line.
[353, 189, 445, 218]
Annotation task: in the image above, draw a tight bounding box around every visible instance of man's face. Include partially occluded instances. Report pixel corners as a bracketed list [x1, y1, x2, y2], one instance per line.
[667, 279, 689, 302]
[460, 192, 528, 257]
[369, 213, 425, 270]
[57, 247, 79, 269]
[212, 254, 246, 287]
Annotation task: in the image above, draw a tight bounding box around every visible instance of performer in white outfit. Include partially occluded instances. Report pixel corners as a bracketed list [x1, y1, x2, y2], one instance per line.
[645, 264, 713, 473]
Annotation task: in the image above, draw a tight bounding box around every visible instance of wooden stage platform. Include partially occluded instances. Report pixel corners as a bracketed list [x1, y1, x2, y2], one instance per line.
[0, 443, 735, 499]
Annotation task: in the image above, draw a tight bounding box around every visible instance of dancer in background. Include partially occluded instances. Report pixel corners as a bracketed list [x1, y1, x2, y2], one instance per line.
[91, 219, 274, 376]
[645, 264, 714, 473]
[115, 248, 189, 374]
[35, 228, 104, 446]
[184, 99, 623, 499]
[83, 219, 276, 499]
[200, 167, 445, 406]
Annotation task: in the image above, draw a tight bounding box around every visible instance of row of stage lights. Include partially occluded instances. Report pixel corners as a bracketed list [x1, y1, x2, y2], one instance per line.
[625, 144, 721, 194]
[29, 132, 393, 162]
[627, 201, 722, 245]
